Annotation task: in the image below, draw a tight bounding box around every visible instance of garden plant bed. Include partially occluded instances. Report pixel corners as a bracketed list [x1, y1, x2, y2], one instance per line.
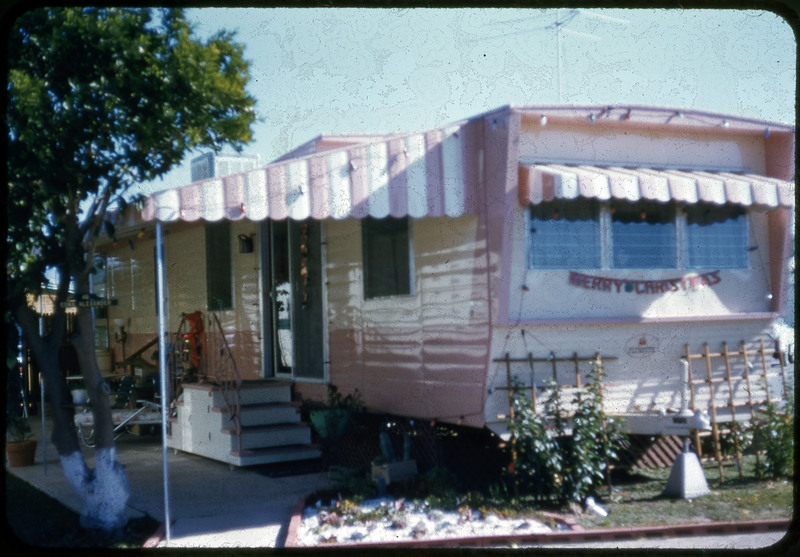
[286, 454, 793, 548]
[285, 495, 792, 549]
[287, 496, 582, 547]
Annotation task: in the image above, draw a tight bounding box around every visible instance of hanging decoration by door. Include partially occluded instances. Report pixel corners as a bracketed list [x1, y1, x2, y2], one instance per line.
[181, 311, 205, 370]
[300, 222, 309, 305]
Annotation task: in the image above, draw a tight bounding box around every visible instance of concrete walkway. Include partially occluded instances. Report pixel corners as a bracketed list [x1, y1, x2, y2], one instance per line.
[6, 416, 333, 548]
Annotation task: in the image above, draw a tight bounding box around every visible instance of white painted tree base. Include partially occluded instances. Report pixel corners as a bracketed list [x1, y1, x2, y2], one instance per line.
[60, 448, 130, 531]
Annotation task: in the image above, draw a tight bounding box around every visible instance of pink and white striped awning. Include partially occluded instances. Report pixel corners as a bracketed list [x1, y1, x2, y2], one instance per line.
[141, 126, 473, 222]
[519, 164, 794, 208]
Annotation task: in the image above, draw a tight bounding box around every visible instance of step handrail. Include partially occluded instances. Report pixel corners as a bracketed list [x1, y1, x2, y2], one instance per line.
[206, 312, 243, 445]
[166, 311, 242, 447]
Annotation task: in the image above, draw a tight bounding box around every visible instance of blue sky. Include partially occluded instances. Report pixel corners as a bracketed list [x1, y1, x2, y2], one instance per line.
[140, 7, 796, 194]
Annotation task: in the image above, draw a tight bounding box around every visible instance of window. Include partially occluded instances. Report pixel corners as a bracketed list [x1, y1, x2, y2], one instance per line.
[528, 200, 749, 270]
[362, 217, 411, 299]
[611, 201, 676, 269]
[205, 221, 232, 310]
[91, 254, 109, 349]
[529, 201, 600, 268]
[685, 204, 748, 269]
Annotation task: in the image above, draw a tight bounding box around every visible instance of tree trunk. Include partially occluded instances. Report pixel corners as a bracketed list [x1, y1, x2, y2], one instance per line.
[33, 336, 82, 456]
[11, 278, 130, 532]
[68, 271, 131, 531]
[11, 293, 79, 456]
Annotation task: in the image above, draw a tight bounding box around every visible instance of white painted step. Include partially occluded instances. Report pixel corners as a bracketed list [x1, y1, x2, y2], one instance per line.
[231, 444, 323, 466]
[166, 380, 322, 467]
[223, 423, 313, 450]
[181, 381, 294, 407]
[216, 401, 302, 427]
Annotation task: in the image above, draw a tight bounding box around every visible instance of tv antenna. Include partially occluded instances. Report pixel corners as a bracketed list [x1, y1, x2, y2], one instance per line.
[476, 9, 628, 103]
[549, 9, 628, 102]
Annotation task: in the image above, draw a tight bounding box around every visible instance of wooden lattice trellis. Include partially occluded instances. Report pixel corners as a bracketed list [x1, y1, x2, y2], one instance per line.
[493, 352, 618, 493]
[685, 339, 789, 483]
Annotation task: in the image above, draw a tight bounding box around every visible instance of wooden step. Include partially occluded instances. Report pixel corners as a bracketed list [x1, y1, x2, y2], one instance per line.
[231, 444, 322, 466]
[222, 422, 312, 450]
[214, 401, 302, 427]
[180, 380, 293, 406]
[168, 379, 322, 467]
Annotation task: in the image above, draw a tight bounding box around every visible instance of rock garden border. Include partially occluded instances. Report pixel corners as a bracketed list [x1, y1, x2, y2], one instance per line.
[283, 497, 790, 549]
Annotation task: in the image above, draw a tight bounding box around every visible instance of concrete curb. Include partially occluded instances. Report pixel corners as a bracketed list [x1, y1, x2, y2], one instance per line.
[284, 499, 791, 549]
[282, 497, 307, 548]
[143, 522, 169, 548]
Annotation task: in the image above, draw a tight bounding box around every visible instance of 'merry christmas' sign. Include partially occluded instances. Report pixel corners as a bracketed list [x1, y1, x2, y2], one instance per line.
[568, 271, 721, 295]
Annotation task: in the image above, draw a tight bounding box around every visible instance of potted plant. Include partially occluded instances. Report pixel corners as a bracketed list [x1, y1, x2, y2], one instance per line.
[308, 385, 363, 440]
[6, 340, 37, 467]
[7, 414, 37, 467]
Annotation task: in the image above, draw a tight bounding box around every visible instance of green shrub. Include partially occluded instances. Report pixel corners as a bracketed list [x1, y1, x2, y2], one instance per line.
[505, 360, 626, 506]
[752, 383, 794, 479]
[506, 378, 561, 501]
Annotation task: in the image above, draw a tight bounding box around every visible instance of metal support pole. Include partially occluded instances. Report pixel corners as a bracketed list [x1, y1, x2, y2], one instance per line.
[680, 359, 690, 415]
[155, 221, 171, 545]
[38, 298, 46, 475]
[41, 372, 46, 475]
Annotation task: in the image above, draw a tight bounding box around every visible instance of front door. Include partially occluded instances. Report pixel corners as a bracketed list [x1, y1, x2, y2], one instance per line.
[260, 220, 326, 380]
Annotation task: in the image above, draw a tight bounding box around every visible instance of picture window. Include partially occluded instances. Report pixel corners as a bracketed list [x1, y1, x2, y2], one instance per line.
[528, 200, 749, 270]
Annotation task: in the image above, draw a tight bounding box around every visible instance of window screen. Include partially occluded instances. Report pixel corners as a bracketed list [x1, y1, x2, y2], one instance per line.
[529, 201, 601, 268]
[612, 201, 677, 269]
[527, 198, 750, 271]
[686, 204, 749, 269]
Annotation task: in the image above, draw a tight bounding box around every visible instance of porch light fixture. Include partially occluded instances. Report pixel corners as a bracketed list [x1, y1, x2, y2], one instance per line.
[238, 234, 254, 253]
[540, 115, 548, 126]
[113, 318, 128, 345]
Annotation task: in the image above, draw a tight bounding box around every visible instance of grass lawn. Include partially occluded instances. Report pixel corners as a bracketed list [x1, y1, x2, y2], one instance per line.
[578, 455, 794, 530]
[315, 453, 793, 534]
[5, 472, 160, 548]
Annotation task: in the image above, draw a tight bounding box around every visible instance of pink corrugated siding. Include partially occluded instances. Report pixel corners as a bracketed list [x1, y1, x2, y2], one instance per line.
[322, 207, 491, 427]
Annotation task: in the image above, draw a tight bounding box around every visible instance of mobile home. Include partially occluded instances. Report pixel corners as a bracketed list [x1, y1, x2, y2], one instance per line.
[102, 105, 794, 466]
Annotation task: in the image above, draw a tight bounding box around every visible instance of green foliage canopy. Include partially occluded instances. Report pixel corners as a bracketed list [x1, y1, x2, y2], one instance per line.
[7, 7, 256, 294]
